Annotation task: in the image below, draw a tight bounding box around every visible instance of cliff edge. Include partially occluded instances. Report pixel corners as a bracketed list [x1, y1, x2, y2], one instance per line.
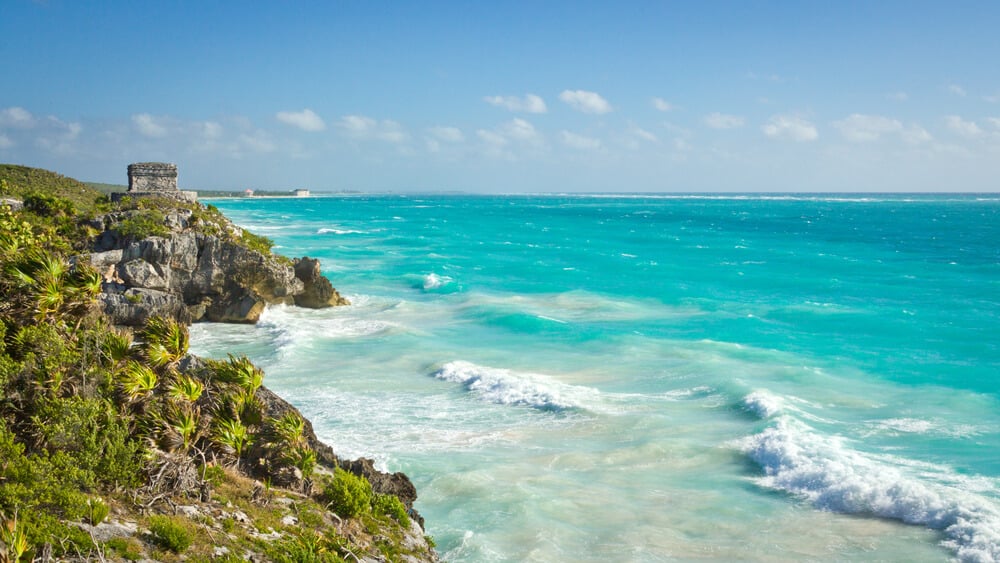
[0, 165, 437, 562]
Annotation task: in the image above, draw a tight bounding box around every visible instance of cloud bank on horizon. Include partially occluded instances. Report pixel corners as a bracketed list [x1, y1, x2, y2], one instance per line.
[1, 2, 999, 192]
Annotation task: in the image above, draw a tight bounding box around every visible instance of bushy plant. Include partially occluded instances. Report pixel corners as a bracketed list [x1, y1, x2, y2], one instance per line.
[372, 493, 410, 527]
[147, 515, 191, 553]
[323, 468, 372, 519]
[240, 230, 274, 255]
[85, 497, 110, 526]
[114, 210, 169, 240]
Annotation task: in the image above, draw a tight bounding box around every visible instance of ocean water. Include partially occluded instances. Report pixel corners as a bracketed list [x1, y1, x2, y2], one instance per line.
[189, 194, 1000, 562]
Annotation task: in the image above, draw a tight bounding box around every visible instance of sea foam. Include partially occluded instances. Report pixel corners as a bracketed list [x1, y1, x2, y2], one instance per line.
[423, 273, 453, 291]
[432, 361, 597, 411]
[739, 417, 1000, 562]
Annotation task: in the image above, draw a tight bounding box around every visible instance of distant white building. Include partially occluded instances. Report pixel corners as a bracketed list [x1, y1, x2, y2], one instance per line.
[243, 189, 254, 197]
[293, 189, 310, 197]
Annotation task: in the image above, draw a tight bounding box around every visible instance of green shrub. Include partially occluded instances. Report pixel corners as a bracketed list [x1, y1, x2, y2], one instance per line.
[240, 230, 274, 255]
[104, 537, 143, 561]
[85, 497, 110, 526]
[199, 463, 226, 487]
[148, 515, 191, 553]
[114, 210, 169, 240]
[322, 468, 372, 519]
[372, 493, 410, 527]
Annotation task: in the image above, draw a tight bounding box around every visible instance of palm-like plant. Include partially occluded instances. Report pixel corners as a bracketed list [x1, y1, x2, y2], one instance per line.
[272, 412, 307, 448]
[213, 354, 264, 393]
[6, 249, 69, 321]
[0, 510, 30, 563]
[121, 360, 158, 401]
[140, 316, 189, 368]
[101, 328, 134, 366]
[161, 404, 202, 453]
[212, 416, 253, 462]
[168, 375, 204, 403]
[282, 445, 317, 481]
[216, 389, 265, 428]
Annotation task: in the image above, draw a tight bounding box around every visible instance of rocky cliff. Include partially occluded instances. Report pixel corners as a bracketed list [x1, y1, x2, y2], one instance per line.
[81, 205, 348, 326]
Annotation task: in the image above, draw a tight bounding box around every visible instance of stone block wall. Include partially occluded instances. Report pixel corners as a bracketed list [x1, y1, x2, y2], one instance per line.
[128, 162, 178, 192]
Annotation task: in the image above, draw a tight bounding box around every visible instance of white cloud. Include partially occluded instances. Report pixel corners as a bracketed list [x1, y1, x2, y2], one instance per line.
[560, 131, 601, 150]
[0, 107, 35, 128]
[476, 129, 508, 147]
[0, 134, 12, 149]
[476, 118, 544, 159]
[704, 112, 745, 130]
[276, 109, 326, 132]
[202, 121, 224, 139]
[984, 93, 1000, 103]
[945, 115, 982, 138]
[559, 90, 612, 114]
[887, 91, 909, 102]
[338, 115, 408, 143]
[502, 118, 539, 141]
[987, 117, 1000, 130]
[425, 126, 464, 153]
[238, 130, 276, 152]
[832, 114, 902, 142]
[948, 84, 967, 97]
[901, 125, 933, 144]
[483, 94, 547, 114]
[427, 126, 464, 142]
[762, 114, 818, 142]
[651, 97, 674, 112]
[132, 113, 169, 138]
[631, 126, 657, 143]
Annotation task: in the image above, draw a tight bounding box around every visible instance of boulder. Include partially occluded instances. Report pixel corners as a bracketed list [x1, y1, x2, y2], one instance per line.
[293, 257, 350, 308]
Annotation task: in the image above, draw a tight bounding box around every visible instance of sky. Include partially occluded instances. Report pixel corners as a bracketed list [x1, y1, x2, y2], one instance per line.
[2, 1, 999, 193]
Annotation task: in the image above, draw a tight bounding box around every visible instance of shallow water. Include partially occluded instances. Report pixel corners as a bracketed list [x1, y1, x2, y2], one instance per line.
[191, 194, 1000, 561]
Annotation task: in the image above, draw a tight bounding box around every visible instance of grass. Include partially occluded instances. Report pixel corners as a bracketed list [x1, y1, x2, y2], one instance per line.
[1, 164, 105, 216]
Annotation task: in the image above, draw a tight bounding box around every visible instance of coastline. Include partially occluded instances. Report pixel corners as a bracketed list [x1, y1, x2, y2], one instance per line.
[0, 164, 439, 561]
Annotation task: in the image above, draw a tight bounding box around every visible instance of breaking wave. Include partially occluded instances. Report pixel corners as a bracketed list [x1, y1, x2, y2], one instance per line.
[739, 416, 1000, 562]
[431, 361, 598, 411]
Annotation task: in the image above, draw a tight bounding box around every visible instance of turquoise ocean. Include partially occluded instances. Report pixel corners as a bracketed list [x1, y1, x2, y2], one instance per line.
[190, 194, 1000, 562]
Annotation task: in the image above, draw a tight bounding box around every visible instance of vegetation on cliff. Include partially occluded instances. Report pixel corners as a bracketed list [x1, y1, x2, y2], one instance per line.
[0, 165, 434, 562]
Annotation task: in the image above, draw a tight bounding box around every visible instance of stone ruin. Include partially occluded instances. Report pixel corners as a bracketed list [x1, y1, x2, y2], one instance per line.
[111, 162, 198, 203]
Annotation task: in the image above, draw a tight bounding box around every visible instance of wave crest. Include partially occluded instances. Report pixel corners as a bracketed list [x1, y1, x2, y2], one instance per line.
[739, 417, 1000, 562]
[431, 361, 595, 411]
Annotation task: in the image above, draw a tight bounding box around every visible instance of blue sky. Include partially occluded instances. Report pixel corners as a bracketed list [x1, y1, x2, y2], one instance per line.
[2, 1, 999, 192]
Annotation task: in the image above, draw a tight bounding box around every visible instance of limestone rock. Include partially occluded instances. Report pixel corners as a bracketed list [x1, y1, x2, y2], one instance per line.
[293, 257, 350, 308]
[100, 288, 189, 326]
[87, 207, 350, 325]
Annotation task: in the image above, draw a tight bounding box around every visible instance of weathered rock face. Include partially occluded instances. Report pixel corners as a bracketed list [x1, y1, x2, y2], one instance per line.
[293, 257, 350, 308]
[86, 208, 345, 325]
[128, 162, 178, 192]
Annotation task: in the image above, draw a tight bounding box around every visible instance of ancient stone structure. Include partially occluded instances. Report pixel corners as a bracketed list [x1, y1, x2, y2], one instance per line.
[111, 162, 198, 203]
